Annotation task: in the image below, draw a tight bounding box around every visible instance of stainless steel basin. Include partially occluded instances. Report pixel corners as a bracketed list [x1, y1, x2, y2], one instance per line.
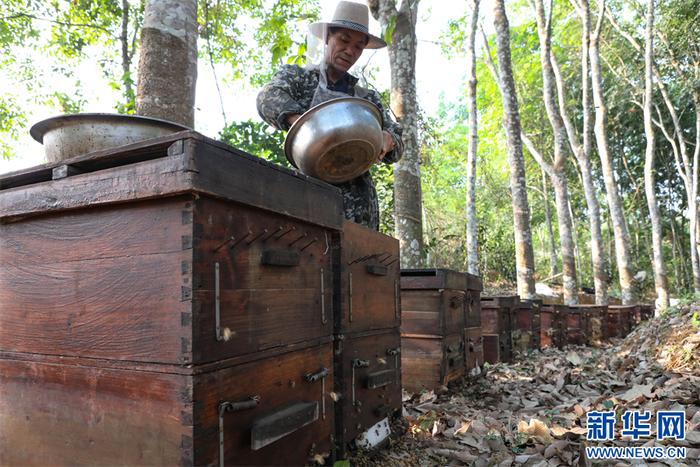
[30, 113, 191, 162]
[284, 97, 384, 183]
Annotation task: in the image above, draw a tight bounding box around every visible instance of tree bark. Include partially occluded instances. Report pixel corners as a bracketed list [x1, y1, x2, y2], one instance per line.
[465, 0, 480, 275]
[136, 0, 197, 127]
[369, 0, 424, 268]
[588, 0, 636, 304]
[643, 0, 669, 311]
[541, 168, 559, 277]
[120, 0, 132, 101]
[492, 0, 537, 299]
[533, 0, 578, 305]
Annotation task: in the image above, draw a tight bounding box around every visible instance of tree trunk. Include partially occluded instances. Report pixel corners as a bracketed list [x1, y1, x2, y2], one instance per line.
[369, 0, 424, 268]
[643, 0, 669, 311]
[492, 0, 537, 299]
[551, 171, 578, 304]
[542, 168, 559, 277]
[588, 0, 636, 304]
[570, 0, 607, 304]
[465, 0, 480, 275]
[533, 0, 578, 304]
[136, 0, 197, 127]
[670, 216, 684, 291]
[693, 100, 700, 292]
[120, 0, 132, 102]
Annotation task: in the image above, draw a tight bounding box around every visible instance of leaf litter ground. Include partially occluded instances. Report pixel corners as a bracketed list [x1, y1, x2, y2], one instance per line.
[349, 305, 700, 466]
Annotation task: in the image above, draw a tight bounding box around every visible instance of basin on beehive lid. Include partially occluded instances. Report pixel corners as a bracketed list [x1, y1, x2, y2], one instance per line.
[30, 113, 191, 162]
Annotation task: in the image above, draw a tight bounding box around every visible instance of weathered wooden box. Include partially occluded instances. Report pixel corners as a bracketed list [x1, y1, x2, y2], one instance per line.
[565, 307, 587, 346]
[465, 273, 483, 327]
[607, 305, 634, 338]
[0, 132, 343, 365]
[539, 304, 567, 349]
[400, 269, 470, 335]
[576, 304, 607, 345]
[333, 329, 401, 457]
[0, 132, 344, 464]
[482, 334, 501, 364]
[480, 295, 518, 362]
[334, 221, 400, 335]
[513, 299, 541, 352]
[0, 339, 335, 466]
[401, 333, 465, 392]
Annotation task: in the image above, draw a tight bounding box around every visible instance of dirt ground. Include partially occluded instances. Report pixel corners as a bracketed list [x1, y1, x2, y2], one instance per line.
[350, 304, 700, 466]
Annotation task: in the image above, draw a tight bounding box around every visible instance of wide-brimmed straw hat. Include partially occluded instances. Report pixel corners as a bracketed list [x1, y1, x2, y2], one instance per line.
[309, 1, 387, 49]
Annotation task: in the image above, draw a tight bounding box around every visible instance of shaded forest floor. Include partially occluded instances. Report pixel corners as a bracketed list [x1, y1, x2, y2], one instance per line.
[351, 305, 700, 466]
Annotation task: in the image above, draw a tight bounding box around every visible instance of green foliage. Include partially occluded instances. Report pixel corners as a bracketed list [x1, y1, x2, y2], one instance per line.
[373, 162, 395, 236]
[219, 119, 290, 167]
[0, 96, 26, 160]
[200, 0, 320, 86]
[382, 14, 397, 46]
[691, 311, 700, 329]
[47, 90, 86, 114]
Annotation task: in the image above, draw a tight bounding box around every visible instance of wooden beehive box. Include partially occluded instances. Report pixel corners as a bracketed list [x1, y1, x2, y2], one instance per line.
[576, 304, 607, 345]
[607, 305, 635, 338]
[333, 328, 401, 457]
[0, 132, 343, 465]
[401, 332, 465, 392]
[565, 307, 587, 346]
[480, 295, 519, 362]
[400, 269, 469, 336]
[465, 273, 483, 327]
[513, 299, 542, 352]
[399, 269, 470, 390]
[0, 336, 335, 466]
[539, 304, 567, 349]
[334, 220, 400, 335]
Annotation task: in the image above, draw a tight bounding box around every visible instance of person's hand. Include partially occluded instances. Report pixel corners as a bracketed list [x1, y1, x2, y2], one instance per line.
[287, 114, 302, 126]
[378, 131, 394, 161]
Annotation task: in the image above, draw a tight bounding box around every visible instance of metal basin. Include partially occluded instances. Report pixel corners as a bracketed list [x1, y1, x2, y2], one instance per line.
[284, 97, 384, 183]
[30, 113, 191, 162]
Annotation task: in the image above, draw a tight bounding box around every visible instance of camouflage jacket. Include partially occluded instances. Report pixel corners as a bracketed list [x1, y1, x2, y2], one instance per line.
[256, 64, 404, 230]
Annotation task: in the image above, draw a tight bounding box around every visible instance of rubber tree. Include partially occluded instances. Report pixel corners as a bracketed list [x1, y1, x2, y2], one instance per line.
[136, 0, 198, 127]
[465, 0, 480, 275]
[492, 0, 537, 299]
[585, 0, 637, 304]
[643, 0, 669, 311]
[530, 0, 579, 305]
[369, 0, 424, 268]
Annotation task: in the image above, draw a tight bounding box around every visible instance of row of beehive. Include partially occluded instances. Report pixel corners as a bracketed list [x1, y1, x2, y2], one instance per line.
[398, 269, 654, 392]
[479, 298, 653, 363]
[0, 133, 402, 466]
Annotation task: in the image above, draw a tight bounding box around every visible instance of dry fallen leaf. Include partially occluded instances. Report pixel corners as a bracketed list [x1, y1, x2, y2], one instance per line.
[619, 383, 654, 402]
[517, 418, 553, 443]
[454, 420, 471, 435]
[310, 453, 327, 465]
[566, 351, 583, 366]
